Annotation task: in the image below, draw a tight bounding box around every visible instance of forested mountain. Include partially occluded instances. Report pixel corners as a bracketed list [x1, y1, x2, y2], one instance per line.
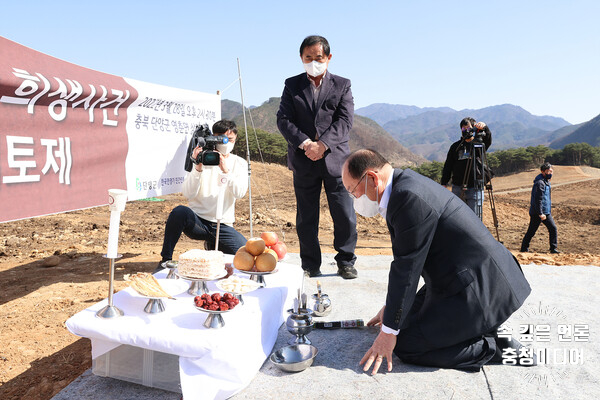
[224, 99, 426, 167]
[356, 103, 572, 161]
[231, 97, 280, 135]
[550, 113, 600, 148]
[355, 103, 455, 125]
[350, 115, 426, 166]
[223, 98, 597, 165]
[221, 99, 243, 120]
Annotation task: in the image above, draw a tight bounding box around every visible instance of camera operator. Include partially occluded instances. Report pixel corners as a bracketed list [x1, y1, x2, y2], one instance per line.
[440, 117, 492, 216]
[156, 120, 248, 271]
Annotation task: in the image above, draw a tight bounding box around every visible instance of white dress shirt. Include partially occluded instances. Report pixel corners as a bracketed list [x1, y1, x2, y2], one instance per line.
[377, 172, 401, 336]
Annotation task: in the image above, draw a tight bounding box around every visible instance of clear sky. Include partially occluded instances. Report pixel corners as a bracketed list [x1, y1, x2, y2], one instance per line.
[1, 0, 598, 124]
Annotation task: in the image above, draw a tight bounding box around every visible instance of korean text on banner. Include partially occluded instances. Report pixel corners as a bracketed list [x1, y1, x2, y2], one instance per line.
[0, 36, 220, 223]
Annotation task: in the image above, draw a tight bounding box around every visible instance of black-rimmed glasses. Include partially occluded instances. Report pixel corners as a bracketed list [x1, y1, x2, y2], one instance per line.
[348, 172, 367, 199]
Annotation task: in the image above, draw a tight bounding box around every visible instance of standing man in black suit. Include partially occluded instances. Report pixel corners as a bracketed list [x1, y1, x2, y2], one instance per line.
[342, 149, 533, 373]
[277, 35, 358, 279]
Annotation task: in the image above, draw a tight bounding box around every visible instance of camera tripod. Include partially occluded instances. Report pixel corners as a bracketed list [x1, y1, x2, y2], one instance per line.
[462, 141, 500, 241]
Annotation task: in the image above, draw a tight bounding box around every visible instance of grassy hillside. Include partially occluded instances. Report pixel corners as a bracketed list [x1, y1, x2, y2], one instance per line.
[550, 113, 600, 148]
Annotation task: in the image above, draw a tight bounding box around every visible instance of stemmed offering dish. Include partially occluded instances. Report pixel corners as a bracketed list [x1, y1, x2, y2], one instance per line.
[140, 295, 168, 314]
[126, 272, 178, 314]
[194, 292, 240, 329]
[161, 260, 179, 279]
[176, 268, 228, 296]
[216, 275, 261, 305]
[233, 234, 286, 287]
[236, 268, 279, 287]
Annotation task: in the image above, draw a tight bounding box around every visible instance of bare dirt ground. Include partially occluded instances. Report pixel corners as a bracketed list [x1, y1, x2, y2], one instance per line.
[1, 164, 599, 400]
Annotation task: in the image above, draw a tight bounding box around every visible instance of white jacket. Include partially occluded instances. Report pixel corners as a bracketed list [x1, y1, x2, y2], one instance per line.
[182, 154, 248, 225]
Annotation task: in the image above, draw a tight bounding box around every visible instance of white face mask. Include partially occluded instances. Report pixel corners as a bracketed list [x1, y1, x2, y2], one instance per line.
[303, 60, 327, 77]
[353, 175, 380, 218]
[216, 141, 234, 155]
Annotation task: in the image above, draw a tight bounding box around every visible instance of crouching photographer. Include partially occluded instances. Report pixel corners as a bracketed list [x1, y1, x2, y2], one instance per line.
[156, 120, 248, 272]
[440, 117, 492, 217]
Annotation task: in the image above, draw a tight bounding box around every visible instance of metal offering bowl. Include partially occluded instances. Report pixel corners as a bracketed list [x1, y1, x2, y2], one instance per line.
[286, 309, 314, 344]
[286, 307, 313, 316]
[286, 314, 313, 335]
[270, 344, 318, 372]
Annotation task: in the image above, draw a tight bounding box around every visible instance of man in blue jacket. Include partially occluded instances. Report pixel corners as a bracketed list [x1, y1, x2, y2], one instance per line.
[520, 162, 559, 253]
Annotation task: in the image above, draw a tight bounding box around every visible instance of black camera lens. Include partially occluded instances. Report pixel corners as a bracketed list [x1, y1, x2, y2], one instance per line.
[202, 151, 221, 166]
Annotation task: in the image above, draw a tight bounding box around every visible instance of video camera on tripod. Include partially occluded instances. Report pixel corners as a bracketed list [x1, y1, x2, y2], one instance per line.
[189, 124, 229, 166]
[457, 123, 500, 240]
[461, 125, 487, 142]
[457, 124, 489, 161]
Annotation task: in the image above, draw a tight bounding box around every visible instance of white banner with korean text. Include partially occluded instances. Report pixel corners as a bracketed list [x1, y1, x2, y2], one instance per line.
[0, 36, 220, 223]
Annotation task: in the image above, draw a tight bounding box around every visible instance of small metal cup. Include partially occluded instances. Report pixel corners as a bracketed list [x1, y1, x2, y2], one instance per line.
[311, 293, 332, 317]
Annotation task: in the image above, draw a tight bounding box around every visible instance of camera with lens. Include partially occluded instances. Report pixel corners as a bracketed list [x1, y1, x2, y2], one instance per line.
[461, 127, 487, 142]
[190, 124, 229, 166]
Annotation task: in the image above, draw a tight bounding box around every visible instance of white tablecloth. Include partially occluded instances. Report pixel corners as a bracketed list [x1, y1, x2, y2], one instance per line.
[66, 261, 303, 400]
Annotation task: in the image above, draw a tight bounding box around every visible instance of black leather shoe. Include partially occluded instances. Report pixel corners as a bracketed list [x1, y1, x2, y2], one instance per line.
[302, 267, 322, 278]
[550, 249, 561, 254]
[308, 269, 322, 278]
[337, 265, 358, 279]
[520, 247, 529, 252]
[492, 335, 537, 366]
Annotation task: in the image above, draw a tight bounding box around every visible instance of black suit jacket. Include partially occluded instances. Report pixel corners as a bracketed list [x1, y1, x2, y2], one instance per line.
[384, 169, 530, 344]
[276, 71, 353, 177]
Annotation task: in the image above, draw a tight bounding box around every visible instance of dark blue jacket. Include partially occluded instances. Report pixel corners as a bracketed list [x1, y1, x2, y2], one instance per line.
[529, 174, 551, 215]
[383, 169, 530, 338]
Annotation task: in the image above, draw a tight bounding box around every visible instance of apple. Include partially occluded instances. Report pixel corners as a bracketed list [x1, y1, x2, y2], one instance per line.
[270, 240, 287, 261]
[260, 231, 279, 247]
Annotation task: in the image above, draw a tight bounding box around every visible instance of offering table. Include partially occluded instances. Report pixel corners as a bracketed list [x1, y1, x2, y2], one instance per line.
[65, 261, 303, 400]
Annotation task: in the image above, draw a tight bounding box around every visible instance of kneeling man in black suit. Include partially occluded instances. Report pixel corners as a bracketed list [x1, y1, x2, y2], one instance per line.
[342, 149, 533, 374]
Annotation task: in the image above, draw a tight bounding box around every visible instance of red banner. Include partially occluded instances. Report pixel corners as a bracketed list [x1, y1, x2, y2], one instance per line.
[0, 37, 219, 222]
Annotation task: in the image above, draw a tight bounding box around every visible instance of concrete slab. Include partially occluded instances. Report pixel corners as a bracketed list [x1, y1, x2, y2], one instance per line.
[53, 254, 600, 400]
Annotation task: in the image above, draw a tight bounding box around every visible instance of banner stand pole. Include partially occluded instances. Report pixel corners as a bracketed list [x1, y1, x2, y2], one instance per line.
[214, 174, 227, 251]
[237, 58, 253, 238]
